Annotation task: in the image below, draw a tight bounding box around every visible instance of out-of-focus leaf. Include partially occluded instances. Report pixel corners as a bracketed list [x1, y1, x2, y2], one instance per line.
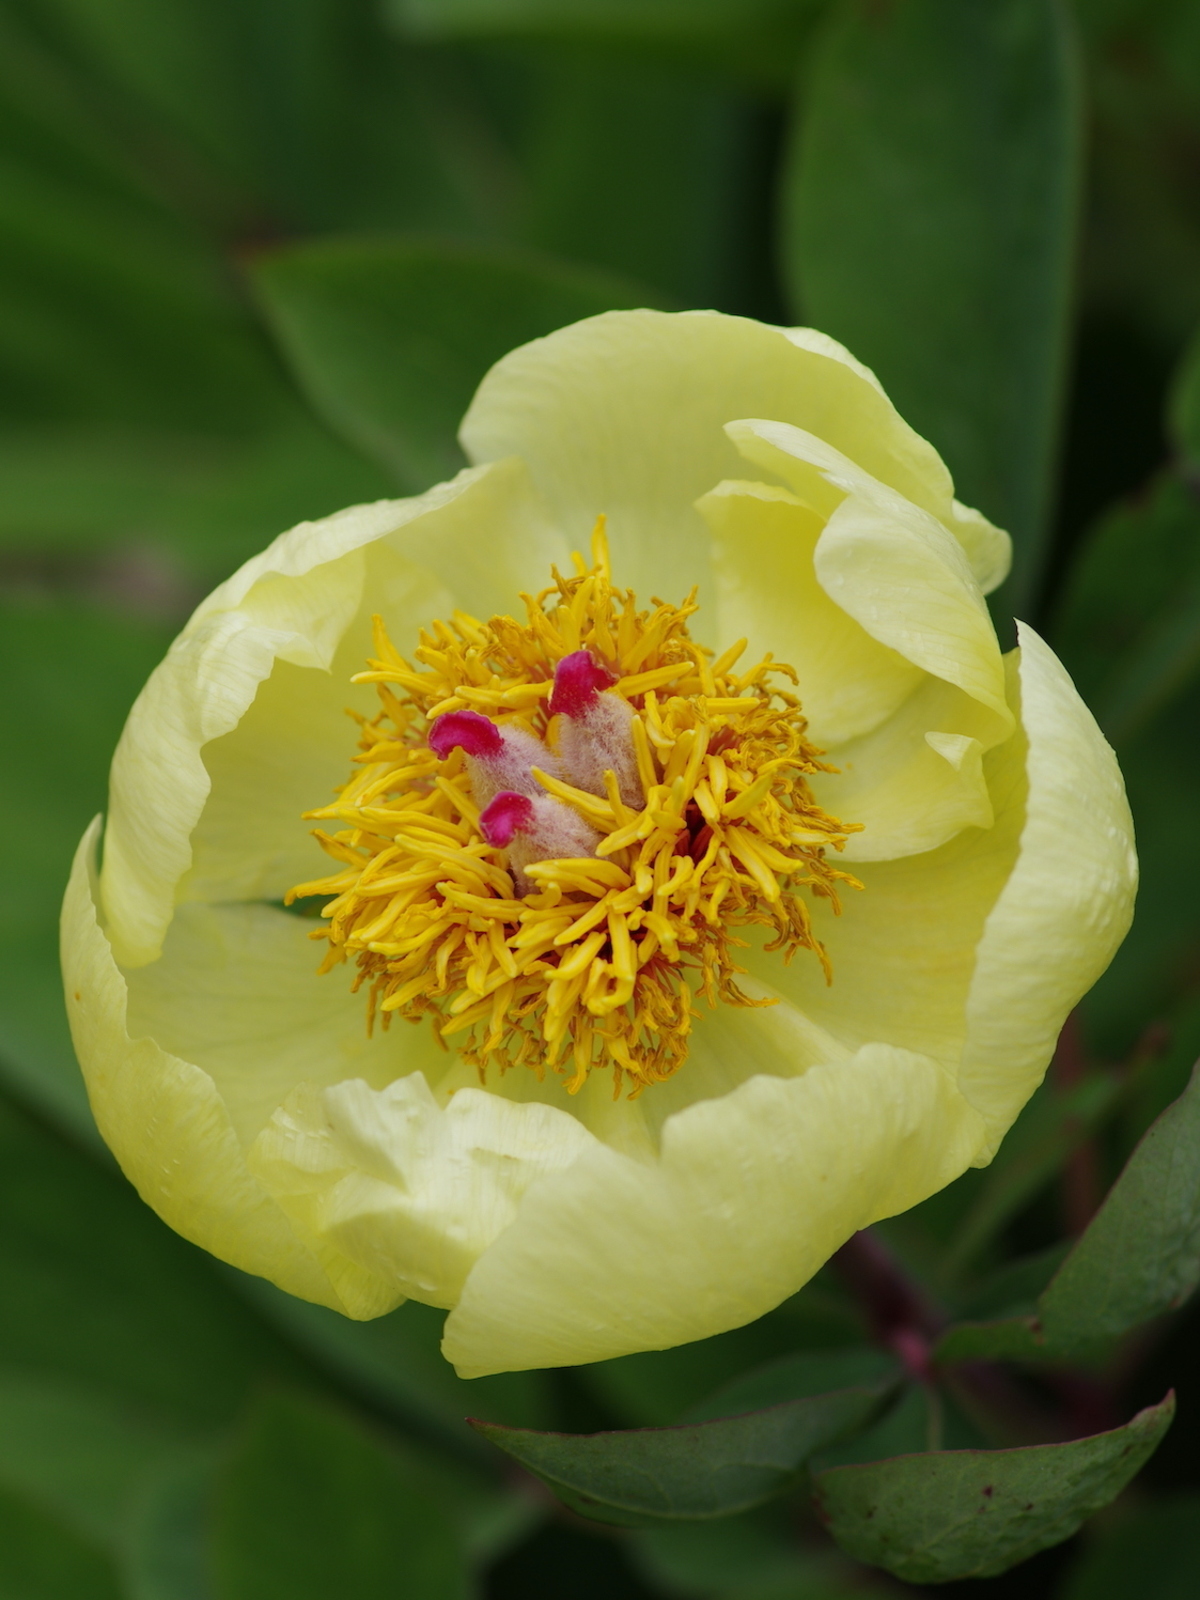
[682, 1349, 897, 1426]
[0, 597, 173, 1137]
[472, 1381, 893, 1528]
[388, 0, 825, 91]
[957, 1243, 1072, 1321]
[212, 1392, 470, 1600]
[580, 1287, 862, 1428]
[0, 1091, 315, 1429]
[1060, 1492, 1200, 1600]
[0, 1372, 182, 1549]
[1052, 471, 1200, 745]
[123, 1450, 217, 1600]
[782, 0, 1083, 619]
[1170, 325, 1200, 463]
[233, 1280, 553, 1448]
[1038, 1062, 1200, 1349]
[938, 1064, 1200, 1362]
[814, 1394, 1175, 1584]
[0, 1482, 122, 1600]
[631, 1503, 859, 1600]
[508, 47, 762, 306]
[941, 1070, 1123, 1279]
[251, 236, 661, 491]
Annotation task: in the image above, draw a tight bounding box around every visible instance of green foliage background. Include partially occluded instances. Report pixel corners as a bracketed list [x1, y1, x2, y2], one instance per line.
[3, 0, 1200, 1594]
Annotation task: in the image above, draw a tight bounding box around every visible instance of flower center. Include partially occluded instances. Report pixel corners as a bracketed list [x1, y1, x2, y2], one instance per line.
[288, 520, 860, 1096]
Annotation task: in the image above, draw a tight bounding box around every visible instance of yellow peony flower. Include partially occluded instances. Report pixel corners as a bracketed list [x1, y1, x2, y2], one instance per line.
[61, 311, 1136, 1377]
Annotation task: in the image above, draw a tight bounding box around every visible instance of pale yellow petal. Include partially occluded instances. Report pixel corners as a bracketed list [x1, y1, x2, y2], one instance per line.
[443, 1045, 986, 1376]
[728, 419, 1012, 732]
[60, 821, 399, 1320]
[460, 309, 989, 608]
[249, 1074, 596, 1310]
[123, 900, 438, 1147]
[101, 461, 565, 966]
[747, 673, 1028, 1068]
[813, 674, 1000, 861]
[959, 626, 1137, 1152]
[701, 479, 922, 746]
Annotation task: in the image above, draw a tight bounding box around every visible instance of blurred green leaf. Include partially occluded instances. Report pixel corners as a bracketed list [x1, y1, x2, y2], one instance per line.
[250, 235, 661, 491]
[1170, 326, 1200, 462]
[228, 1280, 554, 1481]
[1060, 1492, 1200, 1600]
[123, 1450, 218, 1600]
[1053, 471, 1200, 746]
[473, 1381, 894, 1528]
[212, 1392, 471, 1600]
[782, 0, 1082, 620]
[814, 1393, 1175, 1584]
[0, 1091, 316, 1429]
[580, 1288, 862, 1428]
[631, 1504, 860, 1600]
[682, 1350, 897, 1426]
[0, 1372, 182, 1550]
[941, 1070, 1124, 1280]
[0, 1482, 122, 1600]
[1037, 1061, 1200, 1350]
[0, 597, 173, 1137]
[938, 1063, 1200, 1362]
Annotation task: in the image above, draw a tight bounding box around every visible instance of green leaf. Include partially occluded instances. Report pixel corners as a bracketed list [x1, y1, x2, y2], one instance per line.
[0, 596, 172, 1138]
[813, 1394, 1175, 1584]
[631, 1504, 860, 1600]
[0, 1091, 315, 1431]
[0, 598, 173, 1139]
[781, 0, 1083, 619]
[0, 1372, 182, 1549]
[233, 1280, 553, 1445]
[1171, 319, 1200, 464]
[0, 1482, 122, 1600]
[212, 1393, 470, 1600]
[471, 1381, 895, 1528]
[681, 1349, 898, 1425]
[1059, 1492, 1200, 1600]
[1037, 1061, 1200, 1350]
[123, 1450, 218, 1600]
[1052, 471, 1200, 747]
[250, 236, 662, 491]
[937, 1062, 1200, 1363]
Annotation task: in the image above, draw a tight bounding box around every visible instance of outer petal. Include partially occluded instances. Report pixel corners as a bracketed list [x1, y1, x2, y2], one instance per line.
[459, 309, 1008, 606]
[61, 821, 399, 1320]
[442, 1045, 987, 1376]
[702, 480, 923, 747]
[959, 625, 1137, 1152]
[248, 1075, 597, 1310]
[728, 419, 1011, 731]
[102, 459, 565, 966]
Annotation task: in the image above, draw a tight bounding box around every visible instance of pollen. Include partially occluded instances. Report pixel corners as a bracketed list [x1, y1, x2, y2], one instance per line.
[287, 519, 861, 1097]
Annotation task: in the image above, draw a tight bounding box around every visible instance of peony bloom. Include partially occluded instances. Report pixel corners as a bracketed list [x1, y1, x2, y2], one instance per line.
[61, 311, 1136, 1377]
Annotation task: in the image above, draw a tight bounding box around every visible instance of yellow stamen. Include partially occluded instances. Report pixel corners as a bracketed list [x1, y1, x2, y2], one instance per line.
[290, 549, 860, 1096]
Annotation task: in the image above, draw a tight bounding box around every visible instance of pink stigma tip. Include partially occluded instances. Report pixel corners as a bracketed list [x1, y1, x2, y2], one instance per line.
[428, 710, 503, 760]
[548, 650, 618, 718]
[479, 791, 533, 848]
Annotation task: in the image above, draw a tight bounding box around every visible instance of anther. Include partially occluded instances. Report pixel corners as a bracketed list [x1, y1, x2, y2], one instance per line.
[480, 789, 601, 893]
[429, 710, 558, 808]
[549, 649, 643, 809]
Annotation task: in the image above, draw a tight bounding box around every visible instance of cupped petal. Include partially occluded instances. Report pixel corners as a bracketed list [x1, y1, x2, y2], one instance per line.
[442, 1044, 987, 1376]
[61, 820, 399, 1320]
[102, 459, 565, 966]
[811, 674, 999, 861]
[123, 899, 437, 1147]
[702, 479, 922, 747]
[728, 419, 1011, 732]
[959, 625, 1137, 1152]
[745, 678, 1029, 1069]
[248, 1074, 597, 1310]
[459, 310, 1005, 607]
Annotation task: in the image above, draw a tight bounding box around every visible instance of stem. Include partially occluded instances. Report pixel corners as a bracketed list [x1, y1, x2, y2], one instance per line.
[1054, 1010, 1103, 1235]
[832, 1230, 943, 1383]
